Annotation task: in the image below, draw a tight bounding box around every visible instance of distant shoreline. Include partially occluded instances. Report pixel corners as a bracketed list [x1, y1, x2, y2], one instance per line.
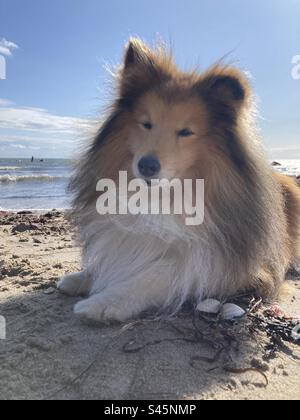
[0, 209, 70, 215]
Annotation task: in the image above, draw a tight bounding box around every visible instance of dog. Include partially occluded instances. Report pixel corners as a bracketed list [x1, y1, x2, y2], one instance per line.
[58, 38, 300, 322]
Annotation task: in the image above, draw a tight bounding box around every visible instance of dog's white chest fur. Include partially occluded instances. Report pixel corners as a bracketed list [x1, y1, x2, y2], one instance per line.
[59, 212, 224, 321]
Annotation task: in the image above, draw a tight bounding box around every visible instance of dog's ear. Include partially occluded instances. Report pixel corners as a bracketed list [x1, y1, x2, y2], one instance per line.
[196, 67, 252, 171]
[197, 67, 251, 119]
[123, 38, 152, 70]
[119, 38, 172, 108]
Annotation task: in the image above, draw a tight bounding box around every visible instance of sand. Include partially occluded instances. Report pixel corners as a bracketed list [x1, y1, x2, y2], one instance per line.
[0, 211, 299, 400]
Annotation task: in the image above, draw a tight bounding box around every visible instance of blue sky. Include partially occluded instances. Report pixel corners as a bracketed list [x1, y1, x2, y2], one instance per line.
[0, 0, 299, 158]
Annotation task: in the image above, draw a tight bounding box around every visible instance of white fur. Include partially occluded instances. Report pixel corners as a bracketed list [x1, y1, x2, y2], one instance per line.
[57, 271, 91, 297]
[59, 209, 253, 322]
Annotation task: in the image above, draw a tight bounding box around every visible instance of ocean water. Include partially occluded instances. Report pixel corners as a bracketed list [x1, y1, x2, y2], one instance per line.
[273, 159, 300, 178]
[0, 158, 299, 212]
[0, 158, 72, 211]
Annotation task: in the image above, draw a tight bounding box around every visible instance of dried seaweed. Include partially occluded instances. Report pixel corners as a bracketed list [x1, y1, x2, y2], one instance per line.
[122, 336, 198, 353]
[223, 366, 269, 387]
[46, 293, 299, 399]
[120, 294, 300, 387]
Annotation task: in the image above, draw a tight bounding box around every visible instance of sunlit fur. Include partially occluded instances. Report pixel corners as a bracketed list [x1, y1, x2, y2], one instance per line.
[58, 38, 300, 322]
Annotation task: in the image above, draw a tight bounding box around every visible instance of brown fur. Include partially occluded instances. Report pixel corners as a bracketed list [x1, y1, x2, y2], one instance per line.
[70, 38, 300, 302]
[273, 173, 300, 262]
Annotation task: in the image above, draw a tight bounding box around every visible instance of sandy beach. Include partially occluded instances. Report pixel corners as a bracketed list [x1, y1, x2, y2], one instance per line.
[0, 211, 299, 400]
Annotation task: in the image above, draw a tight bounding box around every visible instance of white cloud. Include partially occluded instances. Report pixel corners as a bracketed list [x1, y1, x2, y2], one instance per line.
[0, 99, 94, 136]
[0, 134, 65, 144]
[11, 144, 26, 149]
[0, 99, 14, 106]
[0, 38, 18, 57]
[269, 146, 300, 159]
[0, 99, 97, 157]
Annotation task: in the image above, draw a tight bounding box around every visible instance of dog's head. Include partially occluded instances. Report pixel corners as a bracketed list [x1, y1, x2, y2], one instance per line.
[93, 38, 252, 185]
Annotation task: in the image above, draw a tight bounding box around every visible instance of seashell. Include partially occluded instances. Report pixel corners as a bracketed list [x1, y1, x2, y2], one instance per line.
[291, 317, 300, 326]
[196, 299, 221, 314]
[291, 324, 300, 341]
[221, 303, 246, 320]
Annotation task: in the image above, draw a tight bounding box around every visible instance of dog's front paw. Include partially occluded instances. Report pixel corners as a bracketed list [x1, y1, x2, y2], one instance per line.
[57, 271, 87, 297]
[74, 294, 135, 323]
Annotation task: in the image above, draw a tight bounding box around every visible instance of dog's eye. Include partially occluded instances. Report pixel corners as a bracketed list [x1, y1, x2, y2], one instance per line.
[178, 128, 194, 138]
[141, 122, 152, 130]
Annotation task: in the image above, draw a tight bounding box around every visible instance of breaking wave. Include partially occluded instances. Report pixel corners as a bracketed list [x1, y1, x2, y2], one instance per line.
[0, 166, 20, 170]
[0, 174, 70, 184]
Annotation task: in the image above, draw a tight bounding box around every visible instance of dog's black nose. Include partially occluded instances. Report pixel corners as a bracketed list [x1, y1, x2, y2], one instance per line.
[138, 156, 161, 178]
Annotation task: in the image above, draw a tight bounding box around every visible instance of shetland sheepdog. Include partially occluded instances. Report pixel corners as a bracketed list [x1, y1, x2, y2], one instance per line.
[58, 38, 300, 322]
